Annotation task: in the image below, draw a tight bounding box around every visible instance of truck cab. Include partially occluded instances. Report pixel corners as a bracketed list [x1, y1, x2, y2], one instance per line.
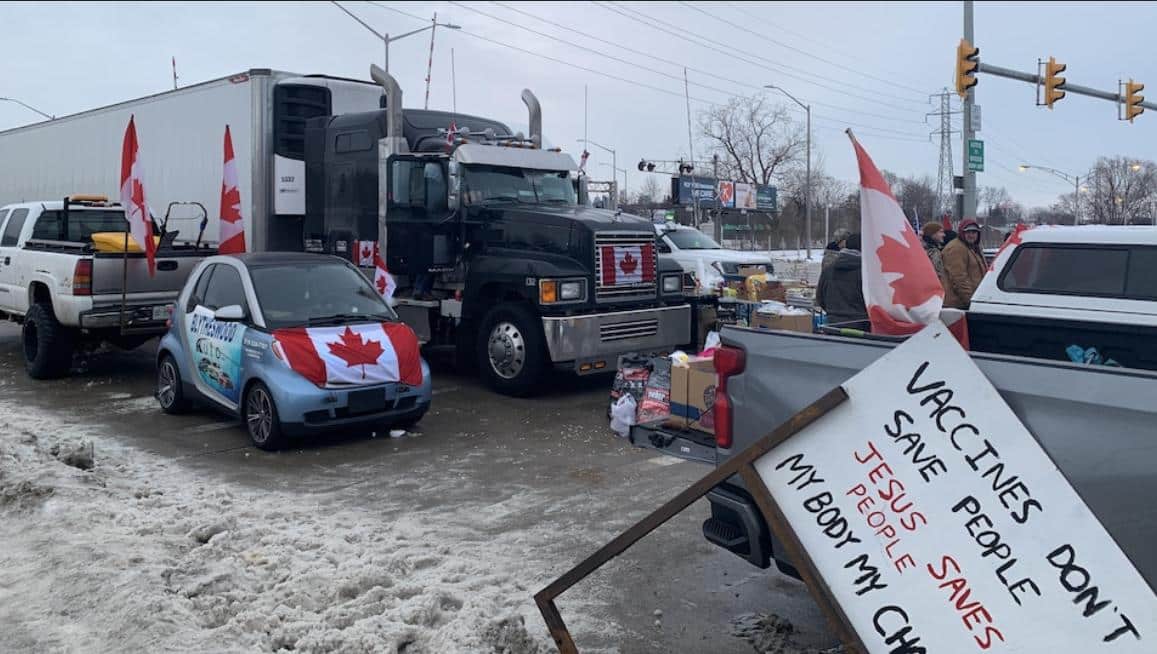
[299, 68, 689, 394]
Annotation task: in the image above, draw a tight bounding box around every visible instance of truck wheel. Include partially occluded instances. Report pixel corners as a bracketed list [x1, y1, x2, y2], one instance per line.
[476, 302, 547, 397]
[23, 303, 75, 379]
[156, 354, 191, 414]
[244, 381, 286, 451]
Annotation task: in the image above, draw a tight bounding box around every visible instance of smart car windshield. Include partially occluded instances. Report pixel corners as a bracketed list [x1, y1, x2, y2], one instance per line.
[248, 262, 397, 329]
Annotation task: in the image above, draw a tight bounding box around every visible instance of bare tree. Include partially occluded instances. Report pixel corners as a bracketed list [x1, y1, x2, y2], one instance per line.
[634, 176, 667, 206]
[698, 94, 805, 185]
[1080, 156, 1157, 224]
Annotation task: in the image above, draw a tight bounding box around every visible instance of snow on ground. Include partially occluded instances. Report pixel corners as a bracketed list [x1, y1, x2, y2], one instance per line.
[768, 250, 824, 285]
[0, 399, 617, 654]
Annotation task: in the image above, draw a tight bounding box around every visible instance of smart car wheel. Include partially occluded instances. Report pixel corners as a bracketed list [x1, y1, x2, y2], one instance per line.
[245, 381, 286, 451]
[156, 354, 191, 414]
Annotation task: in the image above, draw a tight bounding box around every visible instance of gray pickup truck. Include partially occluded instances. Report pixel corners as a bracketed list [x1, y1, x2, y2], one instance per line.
[631, 326, 1157, 590]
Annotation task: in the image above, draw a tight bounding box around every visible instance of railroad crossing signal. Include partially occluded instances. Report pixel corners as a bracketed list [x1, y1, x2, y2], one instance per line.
[955, 38, 980, 98]
[1043, 57, 1067, 109]
[1123, 80, 1145, 123]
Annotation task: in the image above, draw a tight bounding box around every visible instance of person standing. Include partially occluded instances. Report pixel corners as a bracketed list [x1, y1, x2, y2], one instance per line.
[921, 222, 946, 277]
[821, 228, 851, 272]
[941, 219, 986, 309]
[816, 232, 869, 331]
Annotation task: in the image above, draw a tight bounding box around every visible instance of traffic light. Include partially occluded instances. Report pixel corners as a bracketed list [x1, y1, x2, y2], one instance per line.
[1124, 80, 1145, 123]
[1043, 57, 1066, 109]
[955, 38, 979, 98]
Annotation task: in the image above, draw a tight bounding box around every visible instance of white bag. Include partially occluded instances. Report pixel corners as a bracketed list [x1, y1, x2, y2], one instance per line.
[609, 394, 637, 438]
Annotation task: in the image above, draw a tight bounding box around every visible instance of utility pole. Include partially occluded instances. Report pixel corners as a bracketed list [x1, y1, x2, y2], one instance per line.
[683, 68, 699, 227]
[928, 89, 960, 218]
[824, 204, 830, 247]
[451, 48, 457, 114]
[423, 12, 438, 110]
[962, 0, 978, 222]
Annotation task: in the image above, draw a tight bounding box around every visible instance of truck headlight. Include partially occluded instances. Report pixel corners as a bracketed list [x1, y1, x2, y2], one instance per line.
[560, 280, 584, 301]
[662, 274, 682, 294]
[539, 278, 585, 304]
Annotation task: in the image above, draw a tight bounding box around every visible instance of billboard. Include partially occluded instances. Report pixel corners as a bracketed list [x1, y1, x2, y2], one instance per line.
[735, 182, 756, 209]
[670, 175, 718, 207]
[717, 180, 735, 208]
[756, 185, 777, 211]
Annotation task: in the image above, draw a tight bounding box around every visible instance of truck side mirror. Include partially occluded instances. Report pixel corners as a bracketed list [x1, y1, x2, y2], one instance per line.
[576, 176, 589, 206]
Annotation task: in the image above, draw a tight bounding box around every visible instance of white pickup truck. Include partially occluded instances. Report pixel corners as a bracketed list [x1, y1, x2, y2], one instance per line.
[0, 197, 213, 378]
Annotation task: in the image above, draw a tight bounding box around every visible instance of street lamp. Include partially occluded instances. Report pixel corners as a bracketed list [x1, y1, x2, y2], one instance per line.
[579, 138, 620, 199]
[331, 1, 459, 73]
[1019, 163, 1084, 226]
[0, 96, 54, 121]
[765, 84, 811, 258]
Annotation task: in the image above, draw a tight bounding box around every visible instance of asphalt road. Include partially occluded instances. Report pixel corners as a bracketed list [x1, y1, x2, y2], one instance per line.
[0, 322, 836, 653]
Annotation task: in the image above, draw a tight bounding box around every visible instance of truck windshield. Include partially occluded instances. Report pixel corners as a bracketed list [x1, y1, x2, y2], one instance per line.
[248, 262, 397, 329]
[664, 229, 722, 250]
[462, 165, 575, 206]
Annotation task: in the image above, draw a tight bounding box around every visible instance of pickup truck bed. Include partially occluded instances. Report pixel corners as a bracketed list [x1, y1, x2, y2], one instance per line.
[634, 326, 1157, 588]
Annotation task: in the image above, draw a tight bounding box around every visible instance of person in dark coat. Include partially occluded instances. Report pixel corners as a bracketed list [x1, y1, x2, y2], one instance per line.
[821, 228, 852, 272]
[921, 221, 946, 277]
[816, 232, 869, 331]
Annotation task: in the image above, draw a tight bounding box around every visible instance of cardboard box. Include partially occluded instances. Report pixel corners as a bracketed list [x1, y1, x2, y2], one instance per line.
[745, 276, 786, 303]
[751, 311, 813, 333]
[670, 356, 716, 433]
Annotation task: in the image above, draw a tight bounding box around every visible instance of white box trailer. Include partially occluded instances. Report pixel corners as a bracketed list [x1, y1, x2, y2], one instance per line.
[0, 69, 383, 251]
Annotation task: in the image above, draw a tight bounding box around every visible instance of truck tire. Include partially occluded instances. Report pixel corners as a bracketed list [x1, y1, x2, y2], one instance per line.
[156, 354, 191, 414]
[476, 302, 547, 397]
[244, 381, 286, 451]
[23, 302, 75, 379]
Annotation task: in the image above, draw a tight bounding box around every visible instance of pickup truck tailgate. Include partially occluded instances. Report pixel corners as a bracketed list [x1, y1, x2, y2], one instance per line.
[91, 252, 202, 297]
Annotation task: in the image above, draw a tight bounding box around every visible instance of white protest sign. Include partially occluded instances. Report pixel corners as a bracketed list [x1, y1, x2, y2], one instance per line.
[755, 322, 1157, 653]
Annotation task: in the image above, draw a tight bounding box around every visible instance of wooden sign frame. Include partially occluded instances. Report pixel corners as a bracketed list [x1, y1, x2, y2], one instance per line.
[534, 386, 867, 654]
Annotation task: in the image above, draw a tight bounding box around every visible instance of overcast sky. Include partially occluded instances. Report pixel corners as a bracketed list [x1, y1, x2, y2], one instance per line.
[2, 1, 1154, 209]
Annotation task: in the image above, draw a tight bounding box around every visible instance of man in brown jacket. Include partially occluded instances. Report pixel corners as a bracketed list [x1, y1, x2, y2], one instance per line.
[941, 219, 986, 308]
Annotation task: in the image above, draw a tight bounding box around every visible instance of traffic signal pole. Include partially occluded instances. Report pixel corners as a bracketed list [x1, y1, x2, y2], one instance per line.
[962, 1, 977, 223]
[977, 62, 1157, 110]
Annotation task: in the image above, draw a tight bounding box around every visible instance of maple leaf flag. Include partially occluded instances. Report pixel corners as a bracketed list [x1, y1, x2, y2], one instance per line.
[600, 244, 655, 286]
[218, 125, 246, 254]
[374, 253, 397, 304]
[849, 132, 944, 336]
[272, 322, 422, 387]
[120, 116, 156, 277]
[988, 223, 1031, 271]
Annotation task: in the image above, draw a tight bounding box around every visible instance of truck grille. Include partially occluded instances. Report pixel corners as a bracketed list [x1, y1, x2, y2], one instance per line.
[600, 318, 660, 342]
[595, 232, 657, 301]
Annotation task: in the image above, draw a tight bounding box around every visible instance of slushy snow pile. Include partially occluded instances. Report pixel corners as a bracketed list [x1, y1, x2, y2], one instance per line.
[0, 400, 611, 654]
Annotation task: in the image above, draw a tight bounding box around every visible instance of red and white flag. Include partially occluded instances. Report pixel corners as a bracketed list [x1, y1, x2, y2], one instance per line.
[357, 240, 380, 267]
[446, 121, 458, 150]
[374, 253, 397, 303]
[273, 322, 422, 387]
[119, 116, 156, 277]
[218, 125, 246, 254]
[578, 149, 590, 173]
[850, 133, 945, 336]
[988, 222, 1031, 271]
[600, 244, 655, 286]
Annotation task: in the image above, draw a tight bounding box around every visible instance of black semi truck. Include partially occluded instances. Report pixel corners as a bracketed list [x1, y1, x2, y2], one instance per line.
[299, 66, 689, 394]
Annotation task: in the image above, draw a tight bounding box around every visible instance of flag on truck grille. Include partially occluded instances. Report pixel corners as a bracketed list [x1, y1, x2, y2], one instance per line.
[600, 244, 655, 287]
[218, 125, 246, 254]
[849, 132, 949, 338]
[272, 322, 421, 387]
[119, 115, 156, 277]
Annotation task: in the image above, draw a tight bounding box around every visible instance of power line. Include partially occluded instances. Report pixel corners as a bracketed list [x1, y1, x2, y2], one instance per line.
[678, 1, 928, 99]
[362, 2, 928, 143]
[483, 0, 923, 125]
[592, 1, 925, 115]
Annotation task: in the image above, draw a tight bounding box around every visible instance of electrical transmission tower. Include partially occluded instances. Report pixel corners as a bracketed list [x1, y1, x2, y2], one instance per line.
[928, 89, 961, 219]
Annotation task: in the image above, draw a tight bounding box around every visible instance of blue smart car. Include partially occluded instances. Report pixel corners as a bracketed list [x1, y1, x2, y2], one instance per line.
[156, 253, 431, 450]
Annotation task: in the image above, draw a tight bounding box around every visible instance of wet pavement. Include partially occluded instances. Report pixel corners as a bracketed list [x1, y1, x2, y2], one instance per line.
[0, 322, 836, 653]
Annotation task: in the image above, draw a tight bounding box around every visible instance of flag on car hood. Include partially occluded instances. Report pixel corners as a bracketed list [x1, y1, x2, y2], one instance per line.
[849, 132, 945, 335]
[273, 322, 421, 387]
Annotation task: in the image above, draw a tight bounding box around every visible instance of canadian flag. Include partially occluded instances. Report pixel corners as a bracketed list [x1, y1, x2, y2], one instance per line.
[218, 125, 246, 254]
[374, 253, 397, 303]
[988, 223, 1031, 271]
[357, 240, 380, 267]
[119, 116, 156, 277]
[273, 322, 422, 387]
[851, 133, 946, 335]
[600, 244, 655, 286]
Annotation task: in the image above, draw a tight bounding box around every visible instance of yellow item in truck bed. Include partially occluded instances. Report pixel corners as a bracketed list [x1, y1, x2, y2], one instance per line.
[745, 275, 786, 303]
[90, 232, 160, 253]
